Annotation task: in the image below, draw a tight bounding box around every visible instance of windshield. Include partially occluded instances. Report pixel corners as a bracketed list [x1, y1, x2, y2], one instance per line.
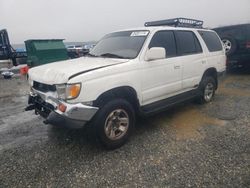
[90, 30, 149, 59]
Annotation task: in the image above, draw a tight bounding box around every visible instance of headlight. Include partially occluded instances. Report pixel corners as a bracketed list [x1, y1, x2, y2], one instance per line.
[56, 83, 81, 100]
[56, 84, 66, 99]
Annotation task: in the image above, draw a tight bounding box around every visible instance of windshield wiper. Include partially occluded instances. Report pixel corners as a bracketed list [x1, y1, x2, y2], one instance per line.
[99, 53, 127, 59]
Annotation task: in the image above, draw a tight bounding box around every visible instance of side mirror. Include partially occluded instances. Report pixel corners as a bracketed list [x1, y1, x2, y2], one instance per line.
[145, 47, 166, 61]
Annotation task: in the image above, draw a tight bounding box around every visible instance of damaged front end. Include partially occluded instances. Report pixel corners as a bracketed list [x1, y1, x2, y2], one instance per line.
[25, 93, 55, 119]
[25, 82, 98, 129]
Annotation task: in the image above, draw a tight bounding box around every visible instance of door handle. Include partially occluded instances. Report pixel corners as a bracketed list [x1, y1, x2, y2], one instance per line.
[202, 60, 206, 64]
[174, 65, 181, 69]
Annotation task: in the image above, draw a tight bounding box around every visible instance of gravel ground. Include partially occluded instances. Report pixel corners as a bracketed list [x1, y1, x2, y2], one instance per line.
[0, 69, 250, 187]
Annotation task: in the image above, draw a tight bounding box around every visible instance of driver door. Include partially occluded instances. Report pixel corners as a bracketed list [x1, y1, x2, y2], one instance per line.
[141, 30, 182, 106]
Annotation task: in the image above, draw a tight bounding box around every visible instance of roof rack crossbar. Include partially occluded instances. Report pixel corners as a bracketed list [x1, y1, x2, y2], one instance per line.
[144, 18, 204, 28]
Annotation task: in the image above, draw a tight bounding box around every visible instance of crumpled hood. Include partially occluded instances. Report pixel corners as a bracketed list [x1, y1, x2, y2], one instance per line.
[28, 57, 129, 84]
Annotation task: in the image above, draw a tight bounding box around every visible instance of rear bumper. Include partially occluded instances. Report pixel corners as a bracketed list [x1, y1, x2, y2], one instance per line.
[26, 89, 99, 128]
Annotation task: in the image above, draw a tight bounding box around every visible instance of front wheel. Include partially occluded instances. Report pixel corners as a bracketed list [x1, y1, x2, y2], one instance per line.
[92, 98, 135, 149]
[197, 76, 216, 104]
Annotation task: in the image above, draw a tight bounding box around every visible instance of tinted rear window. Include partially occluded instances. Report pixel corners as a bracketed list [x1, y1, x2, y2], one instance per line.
[198, 31, 223, 52]
[176, 31, 202, 55]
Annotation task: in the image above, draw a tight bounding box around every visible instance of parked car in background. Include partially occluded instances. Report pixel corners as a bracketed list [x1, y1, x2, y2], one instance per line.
[213, 24, 250, 68]
[67, 45, 83, 51]
[67, 45, 85, 58]
[83, 43, 96, 54]
[67, 43, 96, 59]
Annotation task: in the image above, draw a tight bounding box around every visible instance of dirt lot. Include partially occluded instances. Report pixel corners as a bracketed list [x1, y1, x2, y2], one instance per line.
[0, 69, 250, 187]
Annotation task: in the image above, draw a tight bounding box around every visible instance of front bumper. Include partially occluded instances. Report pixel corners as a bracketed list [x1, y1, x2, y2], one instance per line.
[26, 89, 99, 128]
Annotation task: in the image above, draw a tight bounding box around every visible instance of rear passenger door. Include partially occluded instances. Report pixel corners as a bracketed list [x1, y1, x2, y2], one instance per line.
[175, 30, 205, 91]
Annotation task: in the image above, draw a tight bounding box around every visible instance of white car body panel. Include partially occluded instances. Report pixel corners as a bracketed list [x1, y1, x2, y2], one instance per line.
[28, 26, 226, 108]
[68, 60, 143, 104]
[28, 57, 129, 85]
[140, 57, 182, 105]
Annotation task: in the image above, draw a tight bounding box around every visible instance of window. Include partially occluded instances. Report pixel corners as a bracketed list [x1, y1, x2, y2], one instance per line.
[198, 30, 223, 52]
[90, 30, 149, 59]
[149, 31, 177, 57]
[176, 31, 202, 55]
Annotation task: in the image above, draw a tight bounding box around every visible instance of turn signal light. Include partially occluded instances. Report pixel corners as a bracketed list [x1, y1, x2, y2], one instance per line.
[58, 103, 67, 112]
[69, 84, 81, 98]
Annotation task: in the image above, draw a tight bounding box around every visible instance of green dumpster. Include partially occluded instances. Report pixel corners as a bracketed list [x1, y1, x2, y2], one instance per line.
[25, 39, 68, 67]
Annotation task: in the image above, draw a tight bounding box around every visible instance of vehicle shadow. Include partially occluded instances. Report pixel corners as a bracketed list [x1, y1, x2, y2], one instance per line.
[45, 101, 193, 151]
[46, 124, 101, 150]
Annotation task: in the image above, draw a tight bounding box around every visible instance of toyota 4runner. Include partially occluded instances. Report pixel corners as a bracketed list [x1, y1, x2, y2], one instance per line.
[26, 18, 226, 149]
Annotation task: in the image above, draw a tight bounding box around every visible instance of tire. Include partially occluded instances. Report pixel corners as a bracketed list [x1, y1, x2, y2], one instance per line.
[221, 37, 237, 56]
[197, 76, 216, 104]
[91, 98, 135, 149]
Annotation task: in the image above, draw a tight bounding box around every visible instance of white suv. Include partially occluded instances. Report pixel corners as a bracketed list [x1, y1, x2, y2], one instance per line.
[26, 18, 226, 149]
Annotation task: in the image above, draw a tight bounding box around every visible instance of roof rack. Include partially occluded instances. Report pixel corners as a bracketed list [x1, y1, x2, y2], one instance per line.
[144, 18, 203, 28]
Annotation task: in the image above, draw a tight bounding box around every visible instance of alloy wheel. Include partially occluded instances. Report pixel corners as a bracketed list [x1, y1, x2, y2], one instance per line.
[204, 83, 214, 102]
[104, 109, 129, 140]
[222, 39, 232, 53]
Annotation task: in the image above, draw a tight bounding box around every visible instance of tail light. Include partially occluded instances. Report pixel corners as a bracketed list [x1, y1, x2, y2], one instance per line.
[246, 41, 250, 48]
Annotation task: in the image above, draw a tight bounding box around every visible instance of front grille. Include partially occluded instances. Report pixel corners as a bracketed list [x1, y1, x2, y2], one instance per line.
[33, 81, 56, 92]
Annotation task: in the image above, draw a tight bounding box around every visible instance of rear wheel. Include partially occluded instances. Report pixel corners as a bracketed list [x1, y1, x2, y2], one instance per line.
[197, 76, 216, 104]
[222, 37, 237, 55]
[91, 98, 135, 149]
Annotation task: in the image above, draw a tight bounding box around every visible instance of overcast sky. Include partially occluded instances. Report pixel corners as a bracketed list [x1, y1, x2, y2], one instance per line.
[1, 0, 250, 44]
